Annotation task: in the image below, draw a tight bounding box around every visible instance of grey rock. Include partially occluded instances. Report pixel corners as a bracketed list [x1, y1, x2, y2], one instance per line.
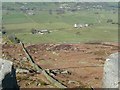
[0, 59, 19, 89]
[68, 80, 79, 84]
[61, 70, 69, 74]
[49, 69, 71, 76]
[103, 52, 120, 89]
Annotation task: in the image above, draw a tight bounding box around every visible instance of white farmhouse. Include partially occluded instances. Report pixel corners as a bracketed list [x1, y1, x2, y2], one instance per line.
[74, 24, 78, 28]
[85, 24, 88, 27]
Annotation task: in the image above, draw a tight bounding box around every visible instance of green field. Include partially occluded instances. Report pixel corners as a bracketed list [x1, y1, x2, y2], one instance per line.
[2, 2, 118, 44]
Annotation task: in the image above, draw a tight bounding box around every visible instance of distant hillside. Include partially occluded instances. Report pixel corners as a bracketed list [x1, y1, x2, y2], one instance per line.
[2, 2, 118, 11]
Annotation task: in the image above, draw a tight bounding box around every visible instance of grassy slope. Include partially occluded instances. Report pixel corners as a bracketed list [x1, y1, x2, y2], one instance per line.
[2, 3, 118, 44]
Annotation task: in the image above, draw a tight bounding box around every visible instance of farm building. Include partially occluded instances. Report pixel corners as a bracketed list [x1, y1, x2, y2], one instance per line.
[20, 6, 29, 11]
[74, 23, 89, 28]
[74, 24, 78, 28]
[85, 24, 88, 27]
[31, 29, 51, 35]
[27, 11, 35, 15]
[26, 9, 35, 15]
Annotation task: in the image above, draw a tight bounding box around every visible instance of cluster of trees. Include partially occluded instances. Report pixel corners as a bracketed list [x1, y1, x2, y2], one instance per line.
[31, 28, 37, 34]
[1, 27, 20, 44]
[107, 19, 119, 25]
[20, 7, 36, 12]
[48, 9, 65, 15]
[2, 30, 7, 35]
[107, 19, 113, 23]
[8, 34, 20, 44]
[2, 27, 7, 35]
[56, 9, 65, 15]
[2, 6, 15, 11]
[2, 31, 20, 44]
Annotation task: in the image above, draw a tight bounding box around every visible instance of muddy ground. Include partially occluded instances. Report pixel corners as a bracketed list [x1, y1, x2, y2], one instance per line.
[2, 42, 119, 88]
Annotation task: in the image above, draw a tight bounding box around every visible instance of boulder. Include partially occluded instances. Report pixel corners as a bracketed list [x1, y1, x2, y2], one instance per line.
[103, 52, 120, 89]
[0, 59, 18, 89]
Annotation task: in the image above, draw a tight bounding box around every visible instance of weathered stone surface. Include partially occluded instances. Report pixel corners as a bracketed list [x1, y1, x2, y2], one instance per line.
[103, 52, 119, 89]
[0, 59, 18, 89]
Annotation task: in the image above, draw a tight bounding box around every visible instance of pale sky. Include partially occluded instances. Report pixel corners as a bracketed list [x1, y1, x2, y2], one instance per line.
[1, 0, 120, 2]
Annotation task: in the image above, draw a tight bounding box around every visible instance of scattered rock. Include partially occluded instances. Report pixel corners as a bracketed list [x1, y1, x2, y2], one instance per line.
[52, 52, 59, 56]
[22, 57, 27, 60]
[46, 69, 71, 76]
[16, 69, 29, 74]
[36, 82, 41, 86]
[61, 70, 69, 74]
[95, 77, 99, 80]
[68, 80, 79, 84]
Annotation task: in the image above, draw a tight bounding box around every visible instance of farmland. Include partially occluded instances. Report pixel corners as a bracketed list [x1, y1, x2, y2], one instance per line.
[1, 2, 119, 89]
[2, 2, 118, 44]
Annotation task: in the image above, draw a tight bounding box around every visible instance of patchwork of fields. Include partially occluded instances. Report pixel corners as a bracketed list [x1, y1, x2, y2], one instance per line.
[1, 2, 119, 88]
[2, 2, 118, 44]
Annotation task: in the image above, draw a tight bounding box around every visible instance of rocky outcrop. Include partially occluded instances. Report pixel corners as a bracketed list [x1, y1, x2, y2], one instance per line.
[0, 59, 18, 89]
[103, 52, 120, 89]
